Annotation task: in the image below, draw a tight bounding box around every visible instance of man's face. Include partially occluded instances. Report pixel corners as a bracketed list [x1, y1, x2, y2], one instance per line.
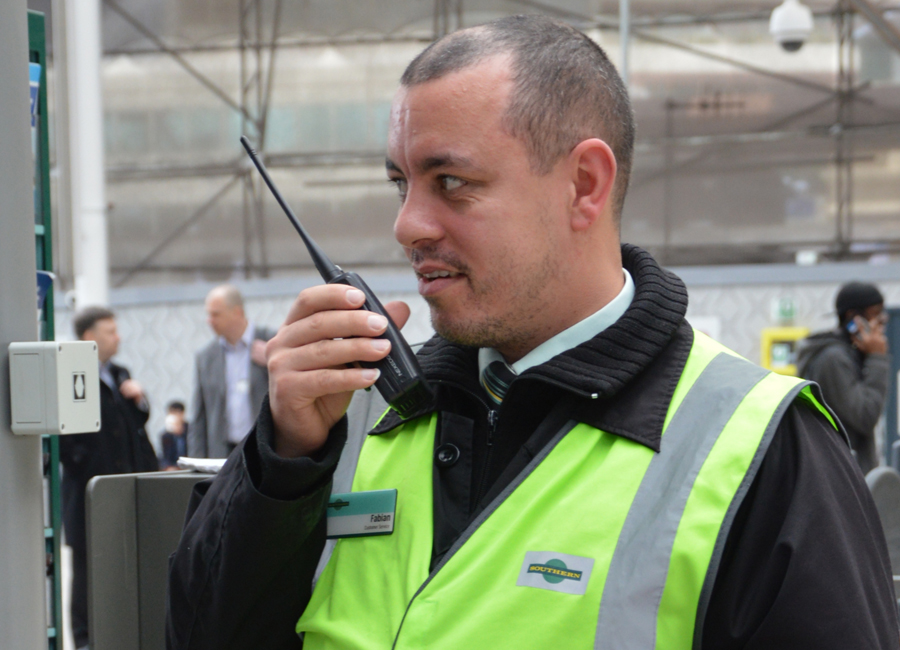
[387, 57, 576, 358]
[206, 295, 244, 338]
[165, 409, 185, 434]
[83, 318, 120, 363]
[862, 304, 888, 326]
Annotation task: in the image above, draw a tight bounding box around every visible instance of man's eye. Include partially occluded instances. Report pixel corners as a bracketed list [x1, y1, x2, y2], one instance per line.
[390, 178, 408, 200]
[440, 176, 465, 192]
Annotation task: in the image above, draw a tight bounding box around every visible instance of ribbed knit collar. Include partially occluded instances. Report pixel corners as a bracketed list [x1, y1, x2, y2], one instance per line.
[373, 244, 691, 450]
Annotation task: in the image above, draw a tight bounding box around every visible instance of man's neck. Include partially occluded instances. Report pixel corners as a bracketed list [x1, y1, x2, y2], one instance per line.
[486, 268, 634, 372]
[497, 267, 627, 364]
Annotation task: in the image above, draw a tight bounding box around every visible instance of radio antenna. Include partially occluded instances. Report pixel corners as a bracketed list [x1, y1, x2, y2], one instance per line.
[240, 135, 341, 282]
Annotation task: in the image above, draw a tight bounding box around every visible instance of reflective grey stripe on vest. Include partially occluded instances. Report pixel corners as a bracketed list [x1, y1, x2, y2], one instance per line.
[312, 389, 389, 587]
[692, 376, 817, 650]
[594, 352, 769, 650]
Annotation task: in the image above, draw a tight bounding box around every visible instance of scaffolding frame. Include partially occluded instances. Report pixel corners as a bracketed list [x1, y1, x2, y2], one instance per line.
[85, 0, 900, 285]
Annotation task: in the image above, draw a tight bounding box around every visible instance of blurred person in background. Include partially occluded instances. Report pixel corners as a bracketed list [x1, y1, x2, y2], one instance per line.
[189, 285, 274, 458]
[61, 306, 158, 650]
[160, 400, 189, 470]
[798, 282, 891, 475]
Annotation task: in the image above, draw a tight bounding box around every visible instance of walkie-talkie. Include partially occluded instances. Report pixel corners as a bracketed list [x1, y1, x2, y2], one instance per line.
[240, 136, 434, 419]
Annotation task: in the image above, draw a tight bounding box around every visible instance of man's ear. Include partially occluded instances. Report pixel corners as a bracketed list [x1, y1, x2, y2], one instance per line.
[569, 138, 617, 232]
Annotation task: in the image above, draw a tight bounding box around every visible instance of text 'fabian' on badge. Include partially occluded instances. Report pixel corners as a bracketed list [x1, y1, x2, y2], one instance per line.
[326, 489, 397, 539]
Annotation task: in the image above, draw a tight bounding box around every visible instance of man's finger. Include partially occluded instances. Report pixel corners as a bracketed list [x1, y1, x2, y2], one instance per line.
[282, 284, 367, 326]
[272, 366, 380, 404]
[384, 300, 411, 331]
[274, 309, 389, 350]
[271, 337, 392, 374]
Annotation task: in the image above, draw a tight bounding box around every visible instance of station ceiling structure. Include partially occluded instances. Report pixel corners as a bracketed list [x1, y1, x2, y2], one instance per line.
[47, 0, 900, 286]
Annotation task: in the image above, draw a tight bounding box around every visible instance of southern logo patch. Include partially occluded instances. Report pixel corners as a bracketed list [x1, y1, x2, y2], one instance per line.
[517, 551, 594, 595]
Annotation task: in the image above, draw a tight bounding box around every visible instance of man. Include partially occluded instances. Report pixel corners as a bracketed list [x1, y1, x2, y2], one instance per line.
[798, 282, 891, 474]
[189, 285, 274, 458]
[168, 16, 898, 649]
[159, 400, 190, 470]
[61, 306, 157, 650]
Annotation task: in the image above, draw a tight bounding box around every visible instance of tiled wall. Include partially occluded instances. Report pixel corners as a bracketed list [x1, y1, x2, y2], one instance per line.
[55, 268, 900, 453]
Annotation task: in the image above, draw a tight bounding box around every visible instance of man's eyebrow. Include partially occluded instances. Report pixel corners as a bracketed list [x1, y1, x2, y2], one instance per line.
[385, 154, 481, 176]
[385, 158, 402, 175]
[419, 154, 478, 174]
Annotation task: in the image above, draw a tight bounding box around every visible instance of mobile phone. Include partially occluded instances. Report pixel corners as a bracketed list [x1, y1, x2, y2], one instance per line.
[846, 317, 870, 337]
[240, 136, 434, 419]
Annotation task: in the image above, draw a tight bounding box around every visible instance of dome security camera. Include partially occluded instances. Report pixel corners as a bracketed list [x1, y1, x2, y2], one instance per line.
[769, 0, 814, 52]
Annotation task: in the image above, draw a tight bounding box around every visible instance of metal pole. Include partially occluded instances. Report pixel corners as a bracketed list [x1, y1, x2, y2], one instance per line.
[240, 0, 255, 279]
[835, 1, 853, 258]
[620, 0, 630, 87]
[51, 0, 75, 293]
[846, 8, 856, 247]
[66, 0, 110, 307]
[254, 0, 269, 277]
[0, 1, 46, 647]
[663, 99, 675, 265]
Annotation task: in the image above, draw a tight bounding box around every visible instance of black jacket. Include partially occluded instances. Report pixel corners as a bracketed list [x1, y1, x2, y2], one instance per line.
[797, 329, 891, 474]
[161, 425, 190, 470]
[60, 361, 156, 481]
[60, 360, 157, 563]
[167, 246, 899, 649]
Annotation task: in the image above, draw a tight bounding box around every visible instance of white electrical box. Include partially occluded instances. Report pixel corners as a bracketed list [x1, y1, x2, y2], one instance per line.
[8, 341, 101, 435]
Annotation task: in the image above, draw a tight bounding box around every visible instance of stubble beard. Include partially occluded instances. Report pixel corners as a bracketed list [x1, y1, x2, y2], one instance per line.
[425, 251, 559, 355]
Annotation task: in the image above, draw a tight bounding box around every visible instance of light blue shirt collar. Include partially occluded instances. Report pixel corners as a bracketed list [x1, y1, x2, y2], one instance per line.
[478, 269, 634, 377]
[99, 360, 116, 390]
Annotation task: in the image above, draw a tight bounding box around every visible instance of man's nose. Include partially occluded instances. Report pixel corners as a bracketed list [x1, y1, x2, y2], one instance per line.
[393, 188, 444, 249]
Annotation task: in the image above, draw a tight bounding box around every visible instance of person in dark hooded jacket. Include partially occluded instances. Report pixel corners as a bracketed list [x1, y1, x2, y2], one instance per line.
[797, 282, 890, 474]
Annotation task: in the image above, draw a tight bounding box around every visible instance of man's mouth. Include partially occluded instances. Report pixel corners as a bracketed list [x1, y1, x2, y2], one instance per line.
[408, 248, 469, 295]
[419, 270, 462, 280]
[414, 266, 466, 297]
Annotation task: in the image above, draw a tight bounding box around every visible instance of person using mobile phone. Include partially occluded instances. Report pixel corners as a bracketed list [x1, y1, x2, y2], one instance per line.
[798, 282, 890, 474]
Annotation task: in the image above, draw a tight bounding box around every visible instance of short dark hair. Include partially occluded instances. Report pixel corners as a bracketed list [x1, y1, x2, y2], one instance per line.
[167, 401, 186, 413]
[73, 306, 115, 340]
[835, 282, 884, 322]
[401, 15, 635, 222]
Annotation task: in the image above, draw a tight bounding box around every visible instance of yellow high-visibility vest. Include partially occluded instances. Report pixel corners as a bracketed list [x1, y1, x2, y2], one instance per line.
[299, 331, 835, 649]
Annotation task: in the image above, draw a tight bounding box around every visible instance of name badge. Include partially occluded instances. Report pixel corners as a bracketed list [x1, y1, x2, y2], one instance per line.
[326, 489, 397, 539]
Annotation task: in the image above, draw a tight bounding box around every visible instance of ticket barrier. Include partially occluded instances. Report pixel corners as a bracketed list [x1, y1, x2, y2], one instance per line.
[86, 471, 211, 650]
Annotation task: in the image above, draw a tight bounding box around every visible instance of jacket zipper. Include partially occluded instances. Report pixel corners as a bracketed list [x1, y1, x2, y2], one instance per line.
[486, 408, 499, 447]
[473, 408, 500, 507]
[429, 378, 500, 505]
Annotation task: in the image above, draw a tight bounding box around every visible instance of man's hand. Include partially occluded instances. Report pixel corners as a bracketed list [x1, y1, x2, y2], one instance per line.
[851, 316, 888, 356]
[119, 378, 145, 403]
[251, 339, 267, 366]
[266, 285, 410, 458]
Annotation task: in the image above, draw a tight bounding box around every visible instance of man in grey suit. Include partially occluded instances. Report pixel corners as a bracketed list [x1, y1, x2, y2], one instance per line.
[189, 285, 275, 458]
